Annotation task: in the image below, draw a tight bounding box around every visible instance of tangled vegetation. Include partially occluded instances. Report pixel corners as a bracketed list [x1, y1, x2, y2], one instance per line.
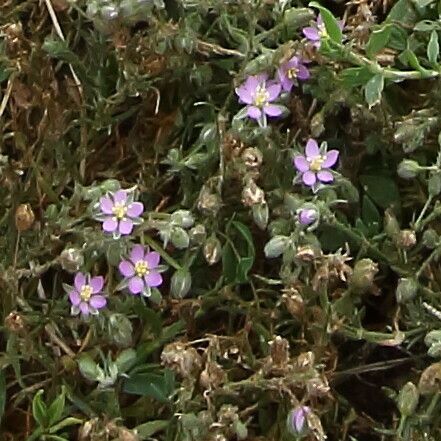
[2, 0, 441, 439]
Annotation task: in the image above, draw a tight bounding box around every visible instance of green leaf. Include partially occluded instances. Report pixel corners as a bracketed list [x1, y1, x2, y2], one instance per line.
[340, 67, 373, 88]
[32, 390, 48, 428]
[366, 25, 393, 56]
[135, 420, 169, 439]
[361, 195, 381, 235]
[385, 0, 418, 26]
[47, 387, 65, 426]
[48, 417, 82, 434]
[123, 369, 175, 402]
[364, 74, 384, 108]
[0, 370, 5, 423]
[308, 2, 343, 43]
[427, 30, 439, 64]
[359, 175, 401, 209]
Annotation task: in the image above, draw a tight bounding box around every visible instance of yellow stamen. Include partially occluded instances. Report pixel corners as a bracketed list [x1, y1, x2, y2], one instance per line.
[135, 260, 149, 277]
[309, 156, 324, 172]
[112, 203, 127, 220]
[80, 285, 93, 302]
[253, 85, 269, 107]
[287, 67, 298, 80]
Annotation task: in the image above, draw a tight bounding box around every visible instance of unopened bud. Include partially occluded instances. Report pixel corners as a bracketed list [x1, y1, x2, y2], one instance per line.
[398, 382, 419, 416]
[109, 313, 133, 347]
[349, 258, 378, 292]
[264, 235, 289, 258]
[422, 228, 439, 249]
[171, 210, 194, 229]
[15, 203, 35, 231]
[397, 159, 421, 179]
[204, 235, 222, 265]
[396, 278, 418, 303]
[252, 202, 269, 230]
[425, 330, 441, 357]
[298, 207, 318, 226]
[286, 406, 311, 437]
[170, 268, 192, 298]
[429, 173, 441, 196]
[384, 209, 400, 239]
[170, 227, 190, 249]
[189, 224, 206, 244]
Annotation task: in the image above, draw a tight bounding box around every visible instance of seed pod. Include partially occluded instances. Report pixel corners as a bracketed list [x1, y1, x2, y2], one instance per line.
[171, 210, 195, 228]
[241, 180, 265, 207]
[170, 227, 190, 249]
[429, 173, 441, 196]
[397, 159, 421, 179]
[422, 229, 439, 249]
[282, 291, 304, 317]
[349, 258, 378, 293]
[252, 202, 269, 230]
[269, 336, 290, 366]
[398, 382, 419, 416]
[189, 224, 207, 245]
[15, 203, 35, 231]
[396, 229, 416, 249]
[396, 278, 418, 304]
[4, 311, 25, 333]
[59, 248, 84, 273]
[418, 362, 441, 395]
[203, 235, 222, 265]
[241, 147, 262, 169]
[170, 268, 192, 298]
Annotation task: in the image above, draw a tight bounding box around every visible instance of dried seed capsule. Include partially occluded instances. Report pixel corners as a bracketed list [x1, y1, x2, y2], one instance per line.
[203, 235, 222, 265]
[398, 382, 419, 416]
[396, 278, 418, 304]
[59, 248, 84, 273]
[15, 203, 35, 231]
[349, 258, 378, 293]
[418, 362, 441, 395]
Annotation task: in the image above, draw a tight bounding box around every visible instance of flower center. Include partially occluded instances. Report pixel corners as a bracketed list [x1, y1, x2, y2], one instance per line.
[80, 285, 93, 302]
[135, 260, 149, 277]
[309, 156, 324, 172]
[287, 67, 298, 80]
[253, 85, 269, 107]
[112, 203, 127, 220]
[318, 24, 328, 38]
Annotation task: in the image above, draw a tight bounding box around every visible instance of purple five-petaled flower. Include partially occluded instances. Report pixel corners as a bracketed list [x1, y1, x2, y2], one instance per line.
[277, 56, 310, 92]
[98, 190, 144, 237]
[118, 244, 163, 296]
[302, 14, 344, 48]
[294, 139, 339, 188]
[235, 74, 283, 123]
[68, 272, 107, 317]
[287, 406, 310, 436]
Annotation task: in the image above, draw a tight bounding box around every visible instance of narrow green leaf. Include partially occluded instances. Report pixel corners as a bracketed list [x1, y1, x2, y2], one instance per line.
[427, 30, 439, 64]
[47, 387, 66, 426]
[308, 2, 342, 43]
[366, 25, 393, 56]
[135, 420, 169, 439]
[32, 390, 48, 428]
[0, 370, 5, 423]
[364, 74, 384, 108]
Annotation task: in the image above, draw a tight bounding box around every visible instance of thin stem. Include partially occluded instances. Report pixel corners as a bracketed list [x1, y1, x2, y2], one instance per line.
[414, 195, 433, 232]
[143, 235, 181, 270]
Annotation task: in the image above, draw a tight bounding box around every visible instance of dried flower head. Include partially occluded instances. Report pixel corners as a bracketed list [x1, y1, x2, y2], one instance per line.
[161, 342, 202, 377]
[15, 203, 35, 231]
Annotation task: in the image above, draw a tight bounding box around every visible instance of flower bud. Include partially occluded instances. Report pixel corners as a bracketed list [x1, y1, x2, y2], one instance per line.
[264, 235, 289, 258]
[170, 227, 190, 249]
[298, 207, 318, 226]
[189, 224, 207, 245]
[252, 202, 269, 230]
[425, 330, 441, 347]
[397, 159, 421, 179]
[99, 179, 121, 192]
[59, 248, 84, 273]
[15, 203, 35, 232]
[171, 210, 194, 229]
[349, 258, 378, 293]
[286, 406, 310, 437]
[384, 209, 400, 239]
[422, 228, 439, 249]
[429, 173, 441, 196]
[109, 313, 133, 347]
[398, 382, 419, 416]
[204, 235, 222, 265]
[396, 278, 418, 303]
[283, 8, 314, 33]
[170, 268, 192, 298]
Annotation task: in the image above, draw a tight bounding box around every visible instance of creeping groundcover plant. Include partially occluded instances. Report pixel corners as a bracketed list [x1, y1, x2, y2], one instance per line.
[4, 0, 441, 439]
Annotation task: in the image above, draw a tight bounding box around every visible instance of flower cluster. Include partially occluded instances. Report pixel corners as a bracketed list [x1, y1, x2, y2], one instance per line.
[67, 187, 165, 318]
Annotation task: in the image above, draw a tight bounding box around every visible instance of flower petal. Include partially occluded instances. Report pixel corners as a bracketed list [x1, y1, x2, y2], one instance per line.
[113, 190, 127, 204]
[127, 202, 144, 218]
[145, 251, 160, 269]
[247, 106, 261, 119]
[302, 171, 317, 186]
[305, 138, 320, 159]
[322, 150, 339, 168]
[235, 85, 253, 104]
[264, 104, 283, 117]
[266, 83, 281, 101]
[119, 219, 134, 235]
[79, 302, 90, 315]
[303, 27, 320, 41]
[100, 196, 114, 214]
[317, 170, 334, 182]
[90, 276, 104, 293]
[69, 290, 81, 306]
[74, 273, 86, 291]
[130, 244, 145, 263]
[119, 260, 135, 277]
[317, 14, 324, 27]
[145, 272, 163, 287]
[280, 77, 293, 92]
[90, 295, 107, 309]
[128, 276, 144, 294]
[103, 217, 118, 232]
[294, 155, 309, 172]
[297, 64, 310, 80]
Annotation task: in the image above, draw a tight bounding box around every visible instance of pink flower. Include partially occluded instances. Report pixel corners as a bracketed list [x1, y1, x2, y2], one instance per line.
[118, 244, 163, 296]
[287, 406, 311, 436]
[97, 190, 144, 237]
[277, 56, 310, 92]
[302, 14, 344, 48]
[294, 139, 339, 188]
[68, 272, 107, 317]
[235, 74, 284, 122]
